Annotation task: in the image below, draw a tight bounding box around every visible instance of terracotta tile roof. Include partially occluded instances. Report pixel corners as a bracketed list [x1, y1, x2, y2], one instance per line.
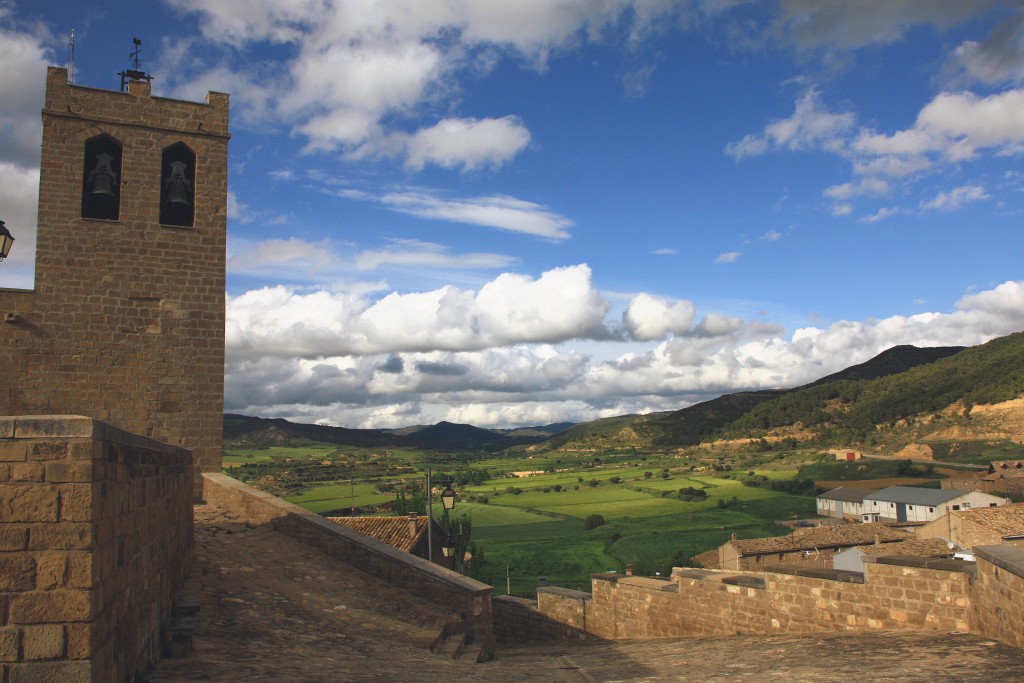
[955, 503, 1024, 539]
[729, 523, 909, 556]
[983, 460, 1024, 480]
[692, 549, 721, 569]
[858, 538, 953, 558]
[327, 515, 427, 553]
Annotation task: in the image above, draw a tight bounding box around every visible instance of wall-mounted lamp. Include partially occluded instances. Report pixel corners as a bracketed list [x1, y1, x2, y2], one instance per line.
[0, 221, 14, 262]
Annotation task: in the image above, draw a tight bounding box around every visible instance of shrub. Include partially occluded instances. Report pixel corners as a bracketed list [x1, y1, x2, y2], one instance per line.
[584, 514, 606, 530]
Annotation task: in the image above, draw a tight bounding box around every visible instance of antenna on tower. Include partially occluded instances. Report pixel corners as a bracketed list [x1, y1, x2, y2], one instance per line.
[67, 30, 75, 84]
[118, 37, 153, 92]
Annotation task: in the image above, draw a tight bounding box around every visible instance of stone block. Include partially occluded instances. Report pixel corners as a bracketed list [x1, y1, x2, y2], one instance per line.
[26, 442, 67, 462]
[44, 463, 93, 484]
[0, 525, 29, 551]
[8, 660, 92, 683]
[34, 553, 68, 590]
[0, 555, 36, 591]
[15, 417, 95, 439]
[0, 486, 59, 522]
[56, 484, 93, 521]
[28, 523, 93, 550]
[64, 622, 93, 659]
[0, 442, 28, 462]
[10, 464, 45, 482]
[9, 590, 92, 624]
[21, 624, 65, 660]
[0, 626, 19, 662]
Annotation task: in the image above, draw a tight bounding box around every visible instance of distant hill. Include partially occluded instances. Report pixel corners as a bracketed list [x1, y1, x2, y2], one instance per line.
[225, 332, 1024, 456]
[530, 333, 1024, 454]
[223, 414, 573, 451]
[805, 344, 964, 386]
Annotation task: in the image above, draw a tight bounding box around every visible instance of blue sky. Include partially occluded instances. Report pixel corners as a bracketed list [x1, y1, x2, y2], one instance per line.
[3, 1, 1024, 429]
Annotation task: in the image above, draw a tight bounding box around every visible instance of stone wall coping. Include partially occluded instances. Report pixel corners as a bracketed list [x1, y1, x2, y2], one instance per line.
[493, 595, 540, 609]
[203, 473, 491, 596]
[974, 545, 1024, 580]
[768, 566, 866, 583]
[872, 555, 977, 576]
[537, 586, 592, 601]
[673, 567, 744, 583]
[1, 414, 191, 458]
[615, 576, 679, 591]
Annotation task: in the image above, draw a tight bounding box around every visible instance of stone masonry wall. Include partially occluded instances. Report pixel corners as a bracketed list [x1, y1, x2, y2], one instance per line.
[0, 67, 229, 496]
[0, 415, 193, 682]
[202, 473, 496, 658]
[971, 546, 1024, 650]
[537, 561, 974, 641]
[493, 592, 589, 643]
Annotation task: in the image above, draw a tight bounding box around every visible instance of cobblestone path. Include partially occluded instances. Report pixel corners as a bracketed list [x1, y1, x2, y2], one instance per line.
[147, 502, 1024, 682]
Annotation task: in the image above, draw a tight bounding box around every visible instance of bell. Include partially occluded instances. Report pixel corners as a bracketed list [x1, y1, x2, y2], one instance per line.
[88, 152, 118, 198]
[164, 160, 192, 207]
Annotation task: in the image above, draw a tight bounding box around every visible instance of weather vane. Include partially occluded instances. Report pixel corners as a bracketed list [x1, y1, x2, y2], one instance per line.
[118, 37, 153, 92]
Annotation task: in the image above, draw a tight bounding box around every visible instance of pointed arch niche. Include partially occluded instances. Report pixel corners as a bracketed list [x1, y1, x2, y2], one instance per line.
[81, 134, 123, 220]
[160, 142, 196, 227]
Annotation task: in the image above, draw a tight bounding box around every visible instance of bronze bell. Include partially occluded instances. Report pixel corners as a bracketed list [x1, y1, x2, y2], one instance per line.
[88, 152, 118, 198]
[164, 160, 192, 207]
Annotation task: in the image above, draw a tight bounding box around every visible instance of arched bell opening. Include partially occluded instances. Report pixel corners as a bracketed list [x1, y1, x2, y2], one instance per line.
[81, 134, 123, 220]
[160, 142, 196, 227]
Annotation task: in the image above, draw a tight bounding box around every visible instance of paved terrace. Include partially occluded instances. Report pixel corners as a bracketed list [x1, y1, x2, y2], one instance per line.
[148, 501, 1024, 682]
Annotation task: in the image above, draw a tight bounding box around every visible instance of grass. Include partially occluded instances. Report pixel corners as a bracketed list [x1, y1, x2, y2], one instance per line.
[283, 481, 391, 514]
[223, 444, 819, 595]
[223, 445, 338, 464]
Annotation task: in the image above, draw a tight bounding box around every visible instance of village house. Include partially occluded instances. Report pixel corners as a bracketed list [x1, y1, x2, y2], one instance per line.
[816, 486, 877, 520]
[943, 460, 1024, 497]
[915, 502, 1024, 550]
[861, 486, 1007, 524]
[711, 523, 911, 571]
[832, 537, 954, 573]
[819, 485, 1008, 524]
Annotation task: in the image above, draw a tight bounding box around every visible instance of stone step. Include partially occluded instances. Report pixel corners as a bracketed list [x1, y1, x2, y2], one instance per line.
[164, 615, 197, 657]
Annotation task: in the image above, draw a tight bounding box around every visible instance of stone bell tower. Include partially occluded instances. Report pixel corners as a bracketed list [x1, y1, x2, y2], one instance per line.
[0, 67, 230, 493]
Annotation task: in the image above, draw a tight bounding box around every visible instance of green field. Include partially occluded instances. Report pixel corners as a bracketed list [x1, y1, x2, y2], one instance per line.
[283, 481, 392, 513]
[223, 445, 338, 464]
[223, 446, 817, 595]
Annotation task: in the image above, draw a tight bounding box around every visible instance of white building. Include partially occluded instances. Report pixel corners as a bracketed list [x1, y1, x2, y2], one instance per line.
[816, 487, 877, 520]
[861, 486, 1007, 524]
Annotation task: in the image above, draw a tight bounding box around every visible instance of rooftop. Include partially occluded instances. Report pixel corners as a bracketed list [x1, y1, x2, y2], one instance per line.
[856, 537, 954, 558]
[819, 486, 877, 503]
[956, 502, 1024, 539]
[729, 523, 909, 555]
[145, 500, 1024, 682]
[328, 514, 428, 553]
[866, 486, 970, 506]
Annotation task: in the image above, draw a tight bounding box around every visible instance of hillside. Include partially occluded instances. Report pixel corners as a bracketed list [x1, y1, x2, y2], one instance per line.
[223, 414, 570, 451]
[225, 332, 1024, 457]
[535, 332, 1024, 455]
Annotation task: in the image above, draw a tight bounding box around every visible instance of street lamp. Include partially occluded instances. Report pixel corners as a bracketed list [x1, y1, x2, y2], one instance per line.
[440, 484, 457, 510]
[425, 465, 457, 563]
[0, 221, 14, 262]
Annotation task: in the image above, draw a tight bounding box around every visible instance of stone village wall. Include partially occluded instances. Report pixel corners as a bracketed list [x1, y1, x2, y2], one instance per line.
[0, 415, 193, 682]
[524, 550, 1024, 650]
[201, 473, 496, 658]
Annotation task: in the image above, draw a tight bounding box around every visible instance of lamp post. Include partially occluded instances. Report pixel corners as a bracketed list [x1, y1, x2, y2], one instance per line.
[0, 221, 14, 262]
[425, 465, 457, 563]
